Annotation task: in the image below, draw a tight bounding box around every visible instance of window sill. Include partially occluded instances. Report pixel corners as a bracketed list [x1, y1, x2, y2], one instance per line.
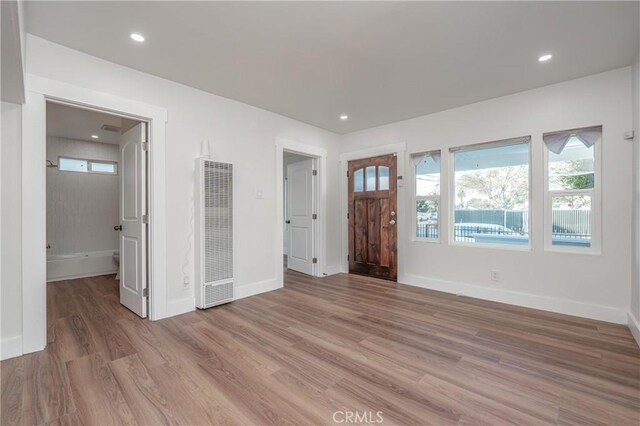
[450, 241, 532, 252]
[411, 237, 440, 244]
[544, 246, 601, 256]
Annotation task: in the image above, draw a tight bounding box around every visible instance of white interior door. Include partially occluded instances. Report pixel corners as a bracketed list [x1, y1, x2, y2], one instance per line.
[287, 158, 314, 275]
[118, 123, 147, 317]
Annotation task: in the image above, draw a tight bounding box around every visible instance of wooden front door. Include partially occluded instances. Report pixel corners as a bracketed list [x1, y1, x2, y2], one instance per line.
[348, 154, 397, 281]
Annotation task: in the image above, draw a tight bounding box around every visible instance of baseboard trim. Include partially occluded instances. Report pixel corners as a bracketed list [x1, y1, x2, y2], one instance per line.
[628, 311, 640, 348]
[163, 297, 195, 319]
[402, 273, 627, 324]
[47, 270, 118, 283]
[323, 264, 342, 276]
[1, 335, 23, 360]
[235, 278, 282, 300]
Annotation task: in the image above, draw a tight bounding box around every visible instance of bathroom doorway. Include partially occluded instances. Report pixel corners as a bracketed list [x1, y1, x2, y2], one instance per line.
[46, 102, 150, 317]
[283, 150, 319, 276]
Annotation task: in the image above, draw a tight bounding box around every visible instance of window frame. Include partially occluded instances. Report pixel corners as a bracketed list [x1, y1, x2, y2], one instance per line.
[57, 155, 118, 175]
[449, 136, 532, 251]
[411, 150, 441, 243]
[543, 127, 602, 255]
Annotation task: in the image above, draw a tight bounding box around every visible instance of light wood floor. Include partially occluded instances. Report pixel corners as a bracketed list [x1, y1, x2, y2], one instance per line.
[2, 272, 639, 425]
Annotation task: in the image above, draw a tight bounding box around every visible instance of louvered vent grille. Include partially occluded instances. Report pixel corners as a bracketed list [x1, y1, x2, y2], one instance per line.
[204, 161, 233, 283]
[204, 282, 234, 307]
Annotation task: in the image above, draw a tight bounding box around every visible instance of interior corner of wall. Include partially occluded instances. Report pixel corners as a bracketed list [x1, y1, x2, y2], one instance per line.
[628, 311, 640, 349]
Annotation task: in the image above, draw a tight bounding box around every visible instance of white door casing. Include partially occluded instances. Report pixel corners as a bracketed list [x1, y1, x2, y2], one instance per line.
[119, 122, 148, 317]
[287, 158, 314, 275]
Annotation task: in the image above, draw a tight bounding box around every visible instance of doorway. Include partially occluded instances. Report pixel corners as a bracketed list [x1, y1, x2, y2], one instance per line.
[283, 151, 317, 275]
[45, 102, 150, 318]
[347, 154, 398, 281]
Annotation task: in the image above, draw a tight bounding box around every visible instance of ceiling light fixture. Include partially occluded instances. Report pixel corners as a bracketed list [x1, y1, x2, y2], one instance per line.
[91, 135, 99, 139]
[538, 54, 553, 62]
[340, 115, 348, 120]
[130, 33, 145, 42]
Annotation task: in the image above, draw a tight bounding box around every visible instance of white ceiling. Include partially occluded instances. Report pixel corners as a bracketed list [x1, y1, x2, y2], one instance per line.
[46, 102, 139, 144]
[27, 1, 639, 134]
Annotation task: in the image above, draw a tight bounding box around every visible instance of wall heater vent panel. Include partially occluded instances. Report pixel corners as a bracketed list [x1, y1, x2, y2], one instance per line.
[195, 159, 234, 309]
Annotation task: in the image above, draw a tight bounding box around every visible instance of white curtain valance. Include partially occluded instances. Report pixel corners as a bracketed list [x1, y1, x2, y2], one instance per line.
[543, 126, 601, 155]
[411, 151, 441, 166]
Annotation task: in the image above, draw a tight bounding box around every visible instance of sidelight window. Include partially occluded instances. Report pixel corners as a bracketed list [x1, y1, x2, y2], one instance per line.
[544, 126, 601, 252]
[412, 151, 441, 241]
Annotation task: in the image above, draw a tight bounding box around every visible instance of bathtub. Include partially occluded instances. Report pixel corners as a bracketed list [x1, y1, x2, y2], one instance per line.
[47, 250, 118, 282]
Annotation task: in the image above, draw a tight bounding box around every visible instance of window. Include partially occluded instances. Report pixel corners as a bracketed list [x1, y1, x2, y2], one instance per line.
[412, 151, 441, 241]
[58, 156, 117, 175]
[451, 137, 530, 247]
[353, 165, 390, 192]
[544, 126, 600, 251]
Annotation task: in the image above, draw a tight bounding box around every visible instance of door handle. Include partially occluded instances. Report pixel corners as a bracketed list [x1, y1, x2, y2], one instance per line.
[114, 225, 122, 231]
[285, 220, 291, 224]
[389, 220, 396, 225]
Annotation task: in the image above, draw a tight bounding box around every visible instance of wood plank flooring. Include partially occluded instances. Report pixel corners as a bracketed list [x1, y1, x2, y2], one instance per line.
[2, 272, 639, 425]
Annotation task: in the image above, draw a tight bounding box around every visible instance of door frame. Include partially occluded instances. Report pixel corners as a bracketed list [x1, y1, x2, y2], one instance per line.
[21, 74, 167, 355]
[275, 137, 327, 281]
[339, 143, 406, 276]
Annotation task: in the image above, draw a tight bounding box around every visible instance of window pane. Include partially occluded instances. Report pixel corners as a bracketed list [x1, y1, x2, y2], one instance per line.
[365, 166, 376, 191]
[378, 166, 389, 190]
[90, 161, 116, 174]
[59, 157, 88, 173]
[416, 155, 440, 196]
[416, 199, 438, 239]
[548, 136, 594, 190]
[551, 195, 591, 248]
[353, 168, 364, 192]
[453, 142, 529, 246]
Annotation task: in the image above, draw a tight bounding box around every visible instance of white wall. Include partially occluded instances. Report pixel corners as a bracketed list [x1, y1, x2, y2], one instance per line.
[25, 35, 342, 311]
[1, 101, 23, 359]
[631, 49, 640, 343]
[46, 137, 119, 255]
[341, 68, 633, 324]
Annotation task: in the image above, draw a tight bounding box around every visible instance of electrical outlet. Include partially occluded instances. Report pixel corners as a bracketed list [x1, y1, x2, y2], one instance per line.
[490, 270, 499, 282]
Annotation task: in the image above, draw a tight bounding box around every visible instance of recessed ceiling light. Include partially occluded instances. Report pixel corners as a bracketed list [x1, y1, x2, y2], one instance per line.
[538, 54, 553, 62]
[340, 115, 348, 120]
[91, 134, 99, 139]
[130, 33, 145, 42]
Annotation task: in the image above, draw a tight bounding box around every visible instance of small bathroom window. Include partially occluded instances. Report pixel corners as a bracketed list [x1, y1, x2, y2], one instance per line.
[58, 156, 118, 175]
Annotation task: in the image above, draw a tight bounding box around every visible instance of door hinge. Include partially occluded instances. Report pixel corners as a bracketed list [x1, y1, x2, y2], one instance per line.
[312, 213, 317, 220]
[347, 170, 349, 177]
[142, 214, 149, 224]
[142, 142, 149, 152]
[312, 170, 317, 176]
[347, 255, 349, 261]
[143, 288, 148, 297]
[312, 258, 317, 264]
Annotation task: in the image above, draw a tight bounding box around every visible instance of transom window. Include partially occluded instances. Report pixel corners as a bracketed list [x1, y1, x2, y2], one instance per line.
[544, 126, 600, 251]
[412, 151, 441, 241]
[353, 165, 390, 192]
[451, 137, 531, 247]
[57, 156, 118, 175]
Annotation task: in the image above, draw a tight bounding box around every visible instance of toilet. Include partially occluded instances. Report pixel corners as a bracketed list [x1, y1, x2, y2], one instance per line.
[113, 250, 120, 279]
